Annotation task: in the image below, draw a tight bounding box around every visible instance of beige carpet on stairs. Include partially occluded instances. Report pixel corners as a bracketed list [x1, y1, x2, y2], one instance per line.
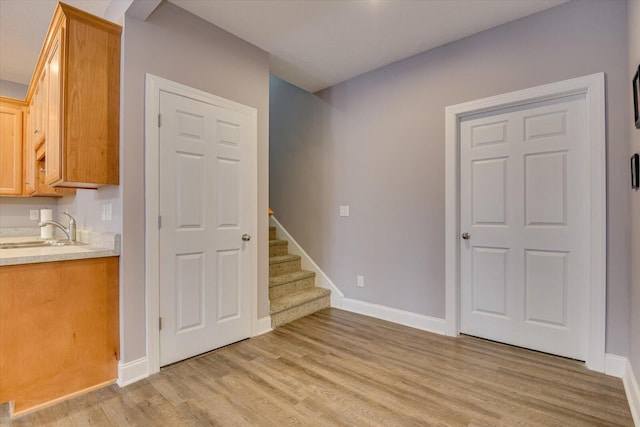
[269, 226, 330, 328]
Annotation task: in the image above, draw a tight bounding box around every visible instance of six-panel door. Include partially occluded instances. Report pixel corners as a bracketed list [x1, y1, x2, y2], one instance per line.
[158, 90, 252, 367]
[459, 94, 588, 360]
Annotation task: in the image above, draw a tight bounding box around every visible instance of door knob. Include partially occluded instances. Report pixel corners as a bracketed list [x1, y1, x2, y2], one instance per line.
[461, 232, 470, 240]
[241, 234, 251, 241]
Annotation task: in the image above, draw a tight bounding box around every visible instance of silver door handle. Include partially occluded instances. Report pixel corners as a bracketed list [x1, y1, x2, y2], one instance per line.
[461, 232, 470, 240]
[242, 234, 251, 241]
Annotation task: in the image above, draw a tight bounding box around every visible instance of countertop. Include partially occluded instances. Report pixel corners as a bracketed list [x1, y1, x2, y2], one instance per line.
[0, 229, 120, 266]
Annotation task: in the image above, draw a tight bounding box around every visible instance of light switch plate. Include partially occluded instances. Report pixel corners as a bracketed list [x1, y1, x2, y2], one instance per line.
[102, 203, 112, 221]
[356, 275, 364, 288]
[30, 210, 39, 220]
[339, 205, 350, 217]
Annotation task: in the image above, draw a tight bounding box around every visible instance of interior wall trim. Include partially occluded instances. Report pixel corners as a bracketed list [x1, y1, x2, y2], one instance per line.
[444, 72, 607, 372]
[341, 298, 447, 335]
[270, 215, 344, 307]
[254, 316, 273, 337]
[144, 73, 259, 375]
[117, 357, 149, 387]
[624, 359, 640, 426]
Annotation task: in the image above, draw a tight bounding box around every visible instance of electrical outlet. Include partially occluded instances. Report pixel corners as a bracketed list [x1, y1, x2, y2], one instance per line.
[340, 205, 350, 217]
[357, 275, 364, 288]
[30, 210, 39, 221]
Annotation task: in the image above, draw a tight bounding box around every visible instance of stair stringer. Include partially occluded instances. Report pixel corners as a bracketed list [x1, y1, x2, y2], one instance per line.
[269, 216, 344, 308]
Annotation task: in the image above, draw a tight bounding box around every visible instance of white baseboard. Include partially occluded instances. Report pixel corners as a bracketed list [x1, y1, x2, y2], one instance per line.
[270, 216, 446, 336]
[270, 216, 344, 307]
[624, 359, 640, 427]
[605, 353, 628, 378]
[253, 315, 273, 336]
[603, 354, 640, 425]
[341, 298, 447, 335]
[118, 318, 271, 389]
[117, 357, 149, 387]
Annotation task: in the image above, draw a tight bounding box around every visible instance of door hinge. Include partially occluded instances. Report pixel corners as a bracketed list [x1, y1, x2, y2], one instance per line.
[159, 317, 162, 330]
[158, 215, 162, 229]
[158, 113, 161, 127]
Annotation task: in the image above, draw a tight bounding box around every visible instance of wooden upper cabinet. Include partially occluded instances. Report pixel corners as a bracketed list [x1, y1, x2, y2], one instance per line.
[23, 68, 73, 198]
[24, 104, 36, 195]
[25, 3, 121, 189]
[0, 98, 25, 196]
[44, 27, 63, 186]
[35, 68, 48, 146]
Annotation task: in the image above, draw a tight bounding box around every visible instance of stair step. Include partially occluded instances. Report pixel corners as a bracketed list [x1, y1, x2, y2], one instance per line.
[269, 239, 288, 257]
[269, 270, 315, 287]
[269, 254, 301, 276]
[270, 288, 331, 328]
[269, 270, 316, 300]
[269, 254, 301, 265]
[269, 226, 277, 240]
[270, 287, 330, 313]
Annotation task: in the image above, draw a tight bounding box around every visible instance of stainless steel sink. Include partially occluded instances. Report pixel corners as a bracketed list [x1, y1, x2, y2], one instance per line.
[0, 240, 85, 249]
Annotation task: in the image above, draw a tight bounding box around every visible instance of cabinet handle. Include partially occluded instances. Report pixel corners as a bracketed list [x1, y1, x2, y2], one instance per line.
[34, 129, 39, 134]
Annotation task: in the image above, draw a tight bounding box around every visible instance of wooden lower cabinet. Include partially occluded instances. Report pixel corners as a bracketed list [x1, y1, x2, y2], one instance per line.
[0, 257, 119, 416]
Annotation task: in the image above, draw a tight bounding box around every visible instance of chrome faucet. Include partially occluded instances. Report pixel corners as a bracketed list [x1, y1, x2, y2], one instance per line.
[39, 212, 76, 243]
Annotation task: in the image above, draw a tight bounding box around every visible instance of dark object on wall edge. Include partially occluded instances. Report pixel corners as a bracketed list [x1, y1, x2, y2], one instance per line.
[632, 153, 639, 190]
[634, 65, 640, 129]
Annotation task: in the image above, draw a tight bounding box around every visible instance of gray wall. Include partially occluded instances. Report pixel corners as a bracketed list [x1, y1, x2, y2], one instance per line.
[0, 190, 118, 231]
[270, 0, 631, 354]
[628, 0, 640, 387]
[0, 79, 27, 99]
[57, 188, 122, 233]
[121, 2, 270, 363]
[0, 198, 56, 228]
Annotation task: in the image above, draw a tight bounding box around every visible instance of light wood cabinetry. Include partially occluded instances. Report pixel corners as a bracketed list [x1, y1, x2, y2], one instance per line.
[22, 94, 73, 198]
[0, 98, 25, 196]
[2, 2, 121, 198]
[34, 69, 47, 145]
[37, 4, 121, 188]
[44, 27, 62, 185]
[0, 257, 119, 416]
[24, 101, 36, 195]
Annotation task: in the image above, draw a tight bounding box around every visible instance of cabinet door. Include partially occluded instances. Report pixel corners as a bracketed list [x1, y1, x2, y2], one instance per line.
[33, 68, 47, 146]
[0, 257, 120, 415]
[45, 27, 63, 186]
[24, 107, 35, 195]
[0, 102, 24, 195]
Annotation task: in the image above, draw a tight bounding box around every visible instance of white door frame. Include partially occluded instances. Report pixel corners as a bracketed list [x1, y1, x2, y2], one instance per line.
[444, 73, 606, 372]
[144, 74, 259, 375]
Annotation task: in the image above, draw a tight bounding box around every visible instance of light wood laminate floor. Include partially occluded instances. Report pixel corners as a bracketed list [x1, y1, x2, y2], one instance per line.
[2, 308, 633, 426]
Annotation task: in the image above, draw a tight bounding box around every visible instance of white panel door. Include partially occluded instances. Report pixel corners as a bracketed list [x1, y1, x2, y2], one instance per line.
[159, 91, 252, 366]
[459, 94, 588, 360]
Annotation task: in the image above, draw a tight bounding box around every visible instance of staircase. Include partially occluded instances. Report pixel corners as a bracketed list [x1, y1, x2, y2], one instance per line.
[269, 226, 330, 328]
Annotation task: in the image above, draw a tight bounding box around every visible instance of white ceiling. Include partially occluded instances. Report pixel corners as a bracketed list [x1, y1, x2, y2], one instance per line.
[0, 0, 130, 86]
[169, 0, 569, 92]
[0, 0, 568, 93]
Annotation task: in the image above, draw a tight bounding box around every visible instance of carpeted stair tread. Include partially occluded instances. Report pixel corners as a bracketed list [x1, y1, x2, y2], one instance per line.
[270, 287, 331, 315]
[269, 239, 289, 257]
[270, 270, 315, 288]
[267, 222, 330, 327]
[269, 254, 301, 265]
